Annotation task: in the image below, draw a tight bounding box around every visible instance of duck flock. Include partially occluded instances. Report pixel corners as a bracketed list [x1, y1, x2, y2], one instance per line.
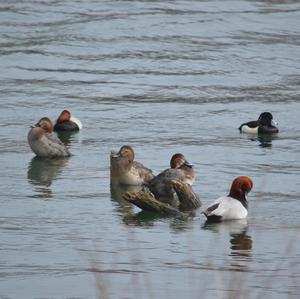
[28, 110, 279, 222]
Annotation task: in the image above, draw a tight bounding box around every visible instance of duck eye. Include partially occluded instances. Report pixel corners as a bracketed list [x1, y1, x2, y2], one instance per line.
[122, 149, 129, 156]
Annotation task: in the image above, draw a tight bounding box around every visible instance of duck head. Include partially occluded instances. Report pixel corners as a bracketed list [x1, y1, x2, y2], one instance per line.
[170, 153, 193, 169]
[56, 110, 71, 124]
[258, 112, 277, 126]
[114, 145, 135, 163]
[35, 117, 54, 133]
[229, 176, 253, 202]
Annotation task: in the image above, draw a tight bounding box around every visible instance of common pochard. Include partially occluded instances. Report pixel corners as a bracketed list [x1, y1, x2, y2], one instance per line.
[54, 110, 82, 132]
[146, 153, 196, 207]
[110, 145, 154, 185]
[203, 176, 253, 222]
[28, 117, 70, 158]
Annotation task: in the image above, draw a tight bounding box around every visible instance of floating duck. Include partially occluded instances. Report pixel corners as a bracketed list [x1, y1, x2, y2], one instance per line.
[239, 112, 278, 134]
[28, 117, 70, 158]
[110, 145, 154, 185]
[203, 176, 253, 222]
[54, 110, 82, 132]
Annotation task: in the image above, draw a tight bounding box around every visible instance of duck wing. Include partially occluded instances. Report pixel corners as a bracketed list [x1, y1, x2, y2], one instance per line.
[147, 169, 186, 198]
[46, 133, 65, 145]
[133, 161, 154, 182]
[203, 196, 227, 217]
[44, 133, 70, 157]
[203, 197, 247, 221]
[239, 120, 259, 131]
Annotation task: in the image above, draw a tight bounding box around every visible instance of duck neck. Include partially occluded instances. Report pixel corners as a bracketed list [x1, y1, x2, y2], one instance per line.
[229, 190, 248, 209]
[239, 196, 248, 209]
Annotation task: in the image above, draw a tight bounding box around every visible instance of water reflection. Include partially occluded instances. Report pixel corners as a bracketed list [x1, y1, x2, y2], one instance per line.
[123, 210, 164, 227]
[56, 131, 80, 146]
[230, 231, 252, 253]
[257, 134, 277, 148]
[110, 183, 194, 229]
[110, 182, 141, 216]
[247, 133, 278, 148]
[27, 157, 68, 198]
[110, 183, 159, 227]
[202, 219, 252, 261]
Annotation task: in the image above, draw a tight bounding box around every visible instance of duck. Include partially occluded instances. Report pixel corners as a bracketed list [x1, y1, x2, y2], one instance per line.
[146, 153, 196, 207]
[170, 153, 196, 185]
[202, 176, 253, 222]
[53, 110, 82, 132]
[28, 117, 71, 158]
[239, 112, 278, 134]
[110, 145, 154, 186]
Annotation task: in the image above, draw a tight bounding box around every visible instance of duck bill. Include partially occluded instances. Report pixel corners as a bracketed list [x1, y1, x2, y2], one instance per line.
[184, 161, 193, 168]
[271, 119, 278, 126]
[110, 150, 121, 160]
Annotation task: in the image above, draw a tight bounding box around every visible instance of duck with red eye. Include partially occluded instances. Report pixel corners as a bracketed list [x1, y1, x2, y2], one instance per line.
[203, 176, 253, 222]
[28, 117, 70, 158]
[239, 112, 278, 134]
[145, 153, 197, 207]
[110, 145, 154, 186]
[54, 110, 82, 132]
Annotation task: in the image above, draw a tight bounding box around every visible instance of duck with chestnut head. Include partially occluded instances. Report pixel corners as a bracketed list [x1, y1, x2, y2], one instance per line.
[146, 153, 196, 207]
[123, 153, 201, 213]
[28, 117, 70, 158]
[203, 176, 253, 222]
[54, 110, 82, 132]
[110, 145, 154, 186]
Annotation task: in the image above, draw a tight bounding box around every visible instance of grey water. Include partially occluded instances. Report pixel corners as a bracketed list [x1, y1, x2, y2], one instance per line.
[1, 0, 300, 298]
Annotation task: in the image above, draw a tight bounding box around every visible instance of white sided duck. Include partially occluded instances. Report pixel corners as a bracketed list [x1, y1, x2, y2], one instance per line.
[54, 110, 82, 132]
[203, 176, 253, 222]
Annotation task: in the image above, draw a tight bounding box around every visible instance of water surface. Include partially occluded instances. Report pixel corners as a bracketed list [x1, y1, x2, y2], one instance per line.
[1, 0, 300, 298]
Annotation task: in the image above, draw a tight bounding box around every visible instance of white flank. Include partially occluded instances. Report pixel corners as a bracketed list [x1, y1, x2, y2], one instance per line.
[205, 196, 248, 220]
[241, 125, 258, 134]
[70, 116, 83, 129]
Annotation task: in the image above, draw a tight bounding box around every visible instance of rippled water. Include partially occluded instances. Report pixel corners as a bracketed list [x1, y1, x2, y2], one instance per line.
[1, 0, 300, 298]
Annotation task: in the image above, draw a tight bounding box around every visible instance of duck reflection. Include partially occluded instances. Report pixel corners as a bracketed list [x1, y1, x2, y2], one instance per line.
[121, 205, 193, 229]
[257, 134, 277, 148]
[203, 219, 252, 260]
[111, 183, 192, 229]
[27, 157, 68, 198]
[110, 182, 141, 215]
[247, 133, 277, 148]
[110, 182, 155, 227]
[55, 131, 80, 146]
[230, 231, 252, 252]
[123, 210, 165, 227]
